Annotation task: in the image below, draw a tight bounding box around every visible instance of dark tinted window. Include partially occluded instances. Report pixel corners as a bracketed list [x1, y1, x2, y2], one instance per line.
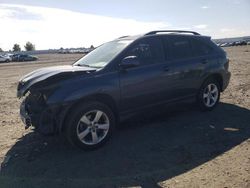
[191, 38, 213, 56]
[165, 36, 193, 60]
[126, 37, 164, 65]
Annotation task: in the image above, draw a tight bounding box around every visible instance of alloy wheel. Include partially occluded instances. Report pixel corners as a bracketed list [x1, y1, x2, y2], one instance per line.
[203, 83, 219, 107]
[76, 110, 110, 145]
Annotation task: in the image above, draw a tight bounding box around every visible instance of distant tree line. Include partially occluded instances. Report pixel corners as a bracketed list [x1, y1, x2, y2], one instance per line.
[13, 44, 21, 52]
[0, 42, 36, 52]
[1, 42, 94, 52]
[24, 42, 35, 51]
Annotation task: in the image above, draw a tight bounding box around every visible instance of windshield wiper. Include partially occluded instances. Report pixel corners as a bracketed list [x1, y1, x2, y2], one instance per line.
[75, 64, 100, 68]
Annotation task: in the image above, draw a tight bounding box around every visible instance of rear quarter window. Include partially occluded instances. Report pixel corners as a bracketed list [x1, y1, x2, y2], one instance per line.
[164, 36, 193, 60]
[190, 38, 214, 57]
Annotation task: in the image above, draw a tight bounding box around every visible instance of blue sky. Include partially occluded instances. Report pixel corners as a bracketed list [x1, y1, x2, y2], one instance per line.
[0, 0, 249, 50]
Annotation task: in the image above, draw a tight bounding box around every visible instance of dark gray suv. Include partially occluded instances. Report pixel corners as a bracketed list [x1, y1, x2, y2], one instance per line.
[17, 30, 231, 149]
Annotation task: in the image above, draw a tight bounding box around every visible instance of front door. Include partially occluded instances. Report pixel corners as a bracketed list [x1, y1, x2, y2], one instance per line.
[119, 36, 167, 113]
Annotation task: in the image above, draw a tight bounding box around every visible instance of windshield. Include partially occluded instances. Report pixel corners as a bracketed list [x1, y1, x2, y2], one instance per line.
[74, 40, 133, 68]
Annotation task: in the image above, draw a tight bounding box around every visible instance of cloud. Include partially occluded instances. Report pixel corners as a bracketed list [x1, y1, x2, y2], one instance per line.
[201, 6, 209, 9]
[0, 4, 171, 50]
[219, 28, 248, 36]
[194, 24, 208, 29]
[232, 0, 240, 4]
[0, 6, 43, 20]
[220, 28, 235, 33]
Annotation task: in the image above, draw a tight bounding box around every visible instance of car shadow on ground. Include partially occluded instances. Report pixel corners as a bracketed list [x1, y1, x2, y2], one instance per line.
[0, 102, 250, 188]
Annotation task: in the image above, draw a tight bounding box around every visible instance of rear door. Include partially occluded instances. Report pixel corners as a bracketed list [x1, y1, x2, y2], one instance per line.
[161, 35, 206, 99]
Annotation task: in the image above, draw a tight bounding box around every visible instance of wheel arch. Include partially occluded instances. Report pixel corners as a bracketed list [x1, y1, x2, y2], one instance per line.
[60, 93, 119, 132]
[202, 73, 223, 91]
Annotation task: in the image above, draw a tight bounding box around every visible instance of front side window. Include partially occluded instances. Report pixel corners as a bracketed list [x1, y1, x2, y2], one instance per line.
[125, 37, 164, 65]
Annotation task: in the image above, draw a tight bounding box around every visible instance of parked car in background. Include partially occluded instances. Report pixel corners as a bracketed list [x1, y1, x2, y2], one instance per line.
[4, 53, 14, 60]
[220, 43, 230, 47]
[17, 30, 231, 150]
[11, 54, 21, 61]
[17, 54, 38, 62]
[240, 41, 247, 46]
[235, 41, 247, 46]
[0, 55, 11, 63]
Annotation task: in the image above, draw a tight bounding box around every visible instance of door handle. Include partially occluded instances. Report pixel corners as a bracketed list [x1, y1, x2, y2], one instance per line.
[201, 59, 208, 64]
[163, 66, 170, 72]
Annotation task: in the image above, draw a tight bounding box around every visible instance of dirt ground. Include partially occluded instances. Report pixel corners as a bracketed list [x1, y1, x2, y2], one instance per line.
[0, 47, 249, 188]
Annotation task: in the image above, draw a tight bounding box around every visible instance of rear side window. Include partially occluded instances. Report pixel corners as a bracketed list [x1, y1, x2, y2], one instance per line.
[126, 37, 164, 65]
[191, 38, 214, 56]
[164, 36, 193, 60]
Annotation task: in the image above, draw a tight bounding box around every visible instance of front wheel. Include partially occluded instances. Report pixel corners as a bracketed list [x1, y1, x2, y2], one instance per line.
[65, 102, 115, 150]
[197, 79, 220, 111]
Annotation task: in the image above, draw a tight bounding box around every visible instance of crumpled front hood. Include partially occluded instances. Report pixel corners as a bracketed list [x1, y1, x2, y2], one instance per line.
[17, 65, 97, 97]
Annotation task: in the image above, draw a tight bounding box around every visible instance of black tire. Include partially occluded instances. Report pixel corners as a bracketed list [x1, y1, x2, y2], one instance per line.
[197, 78, 221, 111]
[65, 101, 115, 150]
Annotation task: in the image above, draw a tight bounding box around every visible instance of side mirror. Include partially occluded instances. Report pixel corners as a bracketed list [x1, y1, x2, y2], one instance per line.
[120, 56, 140, 69]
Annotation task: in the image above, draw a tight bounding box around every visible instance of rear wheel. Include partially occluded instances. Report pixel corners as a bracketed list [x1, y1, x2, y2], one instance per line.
[65, 101, 115, 150]
[197, 78, 220, 111]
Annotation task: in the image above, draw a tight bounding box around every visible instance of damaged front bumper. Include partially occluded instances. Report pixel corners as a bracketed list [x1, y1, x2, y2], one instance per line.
[20, 99, 32, 129]
[19, 93, 68, 135]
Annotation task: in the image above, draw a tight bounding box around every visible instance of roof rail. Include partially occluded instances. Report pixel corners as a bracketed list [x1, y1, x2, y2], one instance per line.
[145, 30, 200, 36]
